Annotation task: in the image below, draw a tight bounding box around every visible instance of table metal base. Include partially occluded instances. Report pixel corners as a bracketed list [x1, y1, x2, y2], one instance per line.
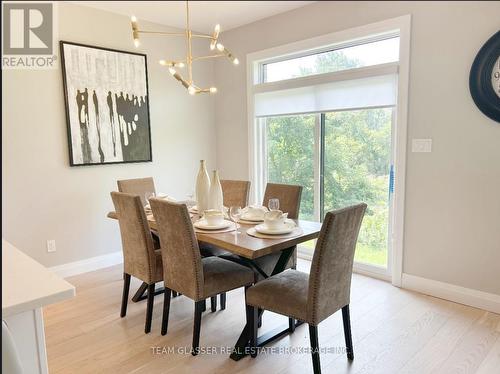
[230, 247, 298, 361]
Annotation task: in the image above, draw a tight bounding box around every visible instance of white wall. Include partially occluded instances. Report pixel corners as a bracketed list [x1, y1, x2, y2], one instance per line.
[214, 1, 500, 295]
[2, 2, 217, 267]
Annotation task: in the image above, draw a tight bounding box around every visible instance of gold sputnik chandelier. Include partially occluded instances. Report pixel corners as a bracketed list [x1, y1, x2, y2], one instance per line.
[131, 0, 238, 95]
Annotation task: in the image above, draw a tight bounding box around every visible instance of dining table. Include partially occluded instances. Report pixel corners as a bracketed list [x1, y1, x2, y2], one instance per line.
[107, 208, 322, 360]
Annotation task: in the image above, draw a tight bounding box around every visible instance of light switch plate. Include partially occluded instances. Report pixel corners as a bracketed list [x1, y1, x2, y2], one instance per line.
[47, 239, 56, 253]
[412, 139, 432, 153]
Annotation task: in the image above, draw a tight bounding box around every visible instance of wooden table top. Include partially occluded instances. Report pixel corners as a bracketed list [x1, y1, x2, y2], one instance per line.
[107, 211, 321, 260]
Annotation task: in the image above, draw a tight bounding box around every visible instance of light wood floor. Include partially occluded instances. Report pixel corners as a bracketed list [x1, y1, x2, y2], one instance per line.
[44, 260, 500, 374]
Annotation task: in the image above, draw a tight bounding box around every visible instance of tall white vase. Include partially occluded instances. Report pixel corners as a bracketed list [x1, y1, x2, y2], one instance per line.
[196, 160, 210, 214]
[209, 170, 224, 211]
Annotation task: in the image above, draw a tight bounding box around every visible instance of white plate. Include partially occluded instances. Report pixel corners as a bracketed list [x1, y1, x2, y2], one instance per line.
[194, 219, 231, 231]
[240, 214, 264, 222]
[238, 218, 261, 225]
[255, 223, 294, 235]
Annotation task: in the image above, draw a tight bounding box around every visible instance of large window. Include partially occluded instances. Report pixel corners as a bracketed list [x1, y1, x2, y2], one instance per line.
[249, 17, 411, 280]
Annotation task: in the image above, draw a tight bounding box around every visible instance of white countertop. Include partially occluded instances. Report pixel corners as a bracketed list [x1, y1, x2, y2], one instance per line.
[2, 240, 75, 317]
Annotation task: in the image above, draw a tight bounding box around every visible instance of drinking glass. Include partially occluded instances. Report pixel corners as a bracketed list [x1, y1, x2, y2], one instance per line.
[229, 206, 242, 234]
[268, 198, 280, 211]
[229, 206, 242, 223]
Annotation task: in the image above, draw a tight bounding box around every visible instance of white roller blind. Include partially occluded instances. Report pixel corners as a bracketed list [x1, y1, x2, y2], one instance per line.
[254, 74, 397, 117]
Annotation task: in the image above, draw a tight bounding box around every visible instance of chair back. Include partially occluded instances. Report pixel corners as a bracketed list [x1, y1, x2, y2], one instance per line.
[117, 177, 156, 206]
[262, 183, 303, 219]
[111, 192, 157, 283]
[307, 203, 367, 325]
[149, 198, 204, 300]
[221, 180, 250, 208]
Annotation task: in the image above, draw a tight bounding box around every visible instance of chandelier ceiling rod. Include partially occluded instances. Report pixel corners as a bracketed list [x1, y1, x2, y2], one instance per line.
[130, 0, 239, 95]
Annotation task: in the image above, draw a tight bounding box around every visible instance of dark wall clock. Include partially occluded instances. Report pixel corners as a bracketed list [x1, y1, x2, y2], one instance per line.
[469, 30, 500, 123]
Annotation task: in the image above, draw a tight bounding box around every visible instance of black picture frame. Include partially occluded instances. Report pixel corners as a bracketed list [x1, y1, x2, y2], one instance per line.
[60, 41, 153, 166]
[469, 31, 500, 123]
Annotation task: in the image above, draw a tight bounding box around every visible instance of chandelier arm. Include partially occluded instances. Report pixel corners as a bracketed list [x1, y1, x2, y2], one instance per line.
[192, 54, 225, 61]
[138, 31, 185, 37]
[191, 34, 213, 39]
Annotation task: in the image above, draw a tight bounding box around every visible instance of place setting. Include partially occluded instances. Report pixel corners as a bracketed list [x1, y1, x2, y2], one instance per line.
[193, 209, 239, 234]
[246, 209, 303, 239]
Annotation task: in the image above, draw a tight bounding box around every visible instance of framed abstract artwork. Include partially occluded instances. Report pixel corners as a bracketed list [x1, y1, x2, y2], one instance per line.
[60, 41, 152, 166]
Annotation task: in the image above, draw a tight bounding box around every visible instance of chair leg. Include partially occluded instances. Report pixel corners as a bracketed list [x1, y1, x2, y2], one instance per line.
[342, 305, 354, 360]
[220, 292, 226, 310]
[161, 288, 172, 336]
[289, 317, 295, 333]
[192, 300, 204, 356]
[258, 308, 263, 328]
[120, 273, 131, 317]
[309, 324, 321, 374]
[144, 283, 155, 334]
[172, 291, 178, 298]
[211, 296, 217, 312]
[201, 299, 207, 312]
[246, 305, 258, 358]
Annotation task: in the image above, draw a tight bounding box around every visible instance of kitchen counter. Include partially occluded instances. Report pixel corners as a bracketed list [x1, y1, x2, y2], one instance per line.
[2, 239, 75, 374]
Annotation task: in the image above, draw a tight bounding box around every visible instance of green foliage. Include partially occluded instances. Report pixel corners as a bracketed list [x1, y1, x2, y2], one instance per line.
[267, 115, 316, 221]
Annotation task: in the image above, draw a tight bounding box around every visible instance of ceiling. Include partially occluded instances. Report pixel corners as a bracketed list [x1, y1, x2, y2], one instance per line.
[75, 1, 314, 33]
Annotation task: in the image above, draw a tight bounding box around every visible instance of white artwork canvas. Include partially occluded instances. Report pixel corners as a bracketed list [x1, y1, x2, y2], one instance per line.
[61, 41, 152, 166]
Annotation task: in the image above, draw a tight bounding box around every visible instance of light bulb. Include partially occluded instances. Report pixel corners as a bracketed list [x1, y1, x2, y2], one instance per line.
[210, 40, 216, 50]
[216, 43, 224, 52]
[214, 24, 220, 33]
[233, 58, 239, 65]
[134, 39, 140, 48]
[131, 15, 137, 23]
[168, 67, 176, 75]
[209, 87, 217, 93]
[159, 60, 167, 66]
[188, 86, 197, 95]
[176, 62, 185, 68]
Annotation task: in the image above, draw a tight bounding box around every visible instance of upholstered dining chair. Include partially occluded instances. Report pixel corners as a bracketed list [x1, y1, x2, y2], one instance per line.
[256, 183, 303, 273]
[218, 182, 302, 326]
[111, 191, 163, 334]
[149, 198, 255, 355]
[220, 180, 251, 208]
[245, 203, 367, 374]
[117, 177, 156, 206]
[200, 180, 251, 310]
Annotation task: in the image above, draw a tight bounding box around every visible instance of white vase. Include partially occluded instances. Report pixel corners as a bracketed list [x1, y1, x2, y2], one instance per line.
[195, 160, 210, 214]
[209, 170, 224, 211]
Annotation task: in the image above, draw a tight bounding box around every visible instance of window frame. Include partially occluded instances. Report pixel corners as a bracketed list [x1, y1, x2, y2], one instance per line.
[247, 15, 411, 285]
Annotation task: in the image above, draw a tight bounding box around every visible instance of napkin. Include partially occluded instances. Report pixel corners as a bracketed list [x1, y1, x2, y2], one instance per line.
[145, 193, 177, 209]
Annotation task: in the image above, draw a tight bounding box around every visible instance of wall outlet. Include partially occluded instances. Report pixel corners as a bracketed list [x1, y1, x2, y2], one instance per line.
[47, 240, 57, 253]
[412, 139, 432, 153]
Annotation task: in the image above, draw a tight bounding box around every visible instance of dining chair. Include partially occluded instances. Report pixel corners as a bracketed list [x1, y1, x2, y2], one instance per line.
[200, 180, 251, 310]
[111, 191, 164, 334]
[116, 176, 168, 263]
[256, 182, 303, 274]
[220, 180, 251, 208]
[149, 198, 255, 355]
[117, 177, 156, 206]
[218, 182, 302, 326]
[245, 203, 367, 374]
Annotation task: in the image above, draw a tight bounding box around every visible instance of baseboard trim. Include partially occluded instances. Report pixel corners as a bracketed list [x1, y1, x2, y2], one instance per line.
[298, 246, 391, 282]
[49, 251, 123, 278]
[402, 273, 500, 314]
